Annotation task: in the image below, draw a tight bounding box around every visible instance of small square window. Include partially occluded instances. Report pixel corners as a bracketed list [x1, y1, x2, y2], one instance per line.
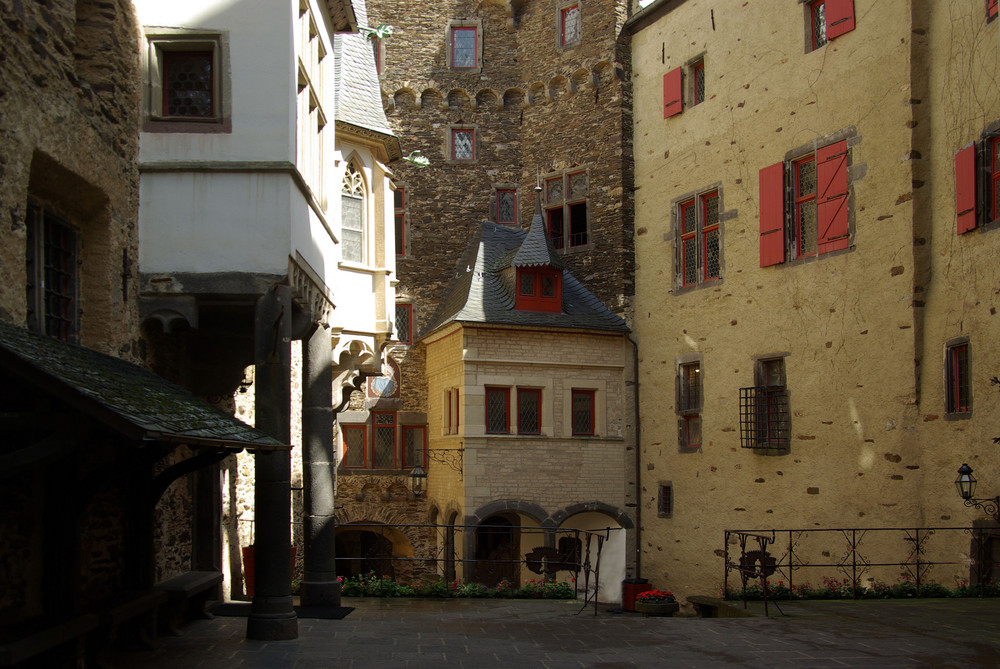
[452, 128, 475, 161]
[657, 483, 673, 518]
[145, 32, 228, 131]
[560, 4, 581, 46]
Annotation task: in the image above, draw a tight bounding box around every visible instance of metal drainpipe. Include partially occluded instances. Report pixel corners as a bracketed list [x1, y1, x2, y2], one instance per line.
[628, 333, 641, 578]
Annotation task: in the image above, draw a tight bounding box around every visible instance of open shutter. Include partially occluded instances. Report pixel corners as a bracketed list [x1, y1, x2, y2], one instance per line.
[989, 0, 999, 20]
[816, 141, 850, 253]
[955, 143, 977, 234]
[759, 162, 785, 267]
[663, 67, 682, 118]
[826, 0, 856, 40]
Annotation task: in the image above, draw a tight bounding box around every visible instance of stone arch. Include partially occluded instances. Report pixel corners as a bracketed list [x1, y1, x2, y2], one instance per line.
[527, 82, 546, 106]
[592, 60, 613, 87]
[547, 501, 634, 530]
[467, 499, 549, 527]
[393, 87, 416, 111]
[475, 88, 499, 110]
[447, 88, 472, 109]
[548, 75, 570, 100]
[550, 502, 632, 606]
[501, 88, 524, 110]
[571, 67, 592, 92]
[420, 88, 443, 110]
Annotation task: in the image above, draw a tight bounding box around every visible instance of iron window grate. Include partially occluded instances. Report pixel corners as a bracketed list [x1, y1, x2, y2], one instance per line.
[739, 386, 790, 449]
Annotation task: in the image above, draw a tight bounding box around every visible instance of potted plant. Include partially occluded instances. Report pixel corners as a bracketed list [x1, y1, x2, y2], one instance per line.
[634, 588, 680, 617]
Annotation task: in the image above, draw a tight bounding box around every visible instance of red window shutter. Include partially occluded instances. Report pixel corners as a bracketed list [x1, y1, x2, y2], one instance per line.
[990, 0, 999, 20]
[758, 162, 785, 267]
[816, 140, 850, 253]
[825, 0, 856, 40]
[955, 143, 978, 234]
[663, 67, 682, 118]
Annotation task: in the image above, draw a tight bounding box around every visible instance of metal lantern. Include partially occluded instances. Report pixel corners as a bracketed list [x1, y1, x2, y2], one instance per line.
[955, 463, 977, 500]
[409, 465, 427, 497]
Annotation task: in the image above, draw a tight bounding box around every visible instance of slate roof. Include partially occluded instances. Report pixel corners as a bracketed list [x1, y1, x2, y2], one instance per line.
[0, 320, 286, 450]
[421, 222, 629, 337]
[512, 190, 564, 270]
[332, 0, 400, 159]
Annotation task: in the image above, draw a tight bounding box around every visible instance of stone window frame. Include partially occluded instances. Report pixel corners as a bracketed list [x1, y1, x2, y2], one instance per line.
[562, 379, 607, 438]
[673, 185, 723, 293]
[473, 375, 553, 437]
[688, 54, 706, 107]
[395, 302, 413, 345]
[492, 184, 519, 225]
[446, 19, 483, 72]
[556, 2, 582, 49]
[446, 125, 478, 164]
[738, 353, 791, 454]
[340, 160, 368, 265]
[944, 336, 972, 420]
[675, 353, 702, 452]
[657, 482, 673, 518]
[142, 27, 232, 134]
[394, 183, 408, 256]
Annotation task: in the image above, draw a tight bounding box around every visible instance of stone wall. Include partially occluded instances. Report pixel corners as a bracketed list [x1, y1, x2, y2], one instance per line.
[0, 0, 141, 358]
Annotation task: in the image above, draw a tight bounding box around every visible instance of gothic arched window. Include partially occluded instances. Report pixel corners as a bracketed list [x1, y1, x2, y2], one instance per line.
[342, 163, 365, 263]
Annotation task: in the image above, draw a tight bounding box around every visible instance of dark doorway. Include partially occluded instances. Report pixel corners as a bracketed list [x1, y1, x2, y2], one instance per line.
[335, 528, 394, 580]
[474, 514, 519, 586]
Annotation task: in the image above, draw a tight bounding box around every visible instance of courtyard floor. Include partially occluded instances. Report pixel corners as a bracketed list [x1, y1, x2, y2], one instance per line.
[106, 596, 1000, 668]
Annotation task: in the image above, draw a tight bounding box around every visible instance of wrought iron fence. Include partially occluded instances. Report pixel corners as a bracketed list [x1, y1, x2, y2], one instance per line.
[724, 526, 999, 609]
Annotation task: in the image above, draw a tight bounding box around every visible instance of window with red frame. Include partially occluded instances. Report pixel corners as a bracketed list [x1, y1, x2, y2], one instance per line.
[571, 389, 595, 436]
[677, 361, 702, 449]
[372, 412, 397, 468]
[677, 190, 720, 288]
[394, 187, 406, 256]
[544, 171, 588, 250]
[496, 189, 517, 224]
[451, 128, 475, 161]
[990, 0, 999, 21]
[691, 60, 705, 106]
[485, 387, 509, 434]
[759, 139, 850, 265]
[403, 425, 427, 467]
[517, 388, 541, 435]
[163, 50, 214, 117]
[450, 26, 477, 68]
[560, 4, 581, 46]
[516, 268, 561, 312]
[808, 0, 855, 52]
[342, 424, 367, 468]
[946, 342, 971, 414]
[395, 303, 412, 344]
[954, 133, 1000, 234]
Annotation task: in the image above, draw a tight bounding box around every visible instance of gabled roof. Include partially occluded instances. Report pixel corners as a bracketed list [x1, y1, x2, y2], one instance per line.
[0, 320, 286, 451]
[421, 222, 629, 337]
[332, 0, 401, 161]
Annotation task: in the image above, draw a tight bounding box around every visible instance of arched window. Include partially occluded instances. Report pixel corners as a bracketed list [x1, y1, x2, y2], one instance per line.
[342, 163, 365, 263]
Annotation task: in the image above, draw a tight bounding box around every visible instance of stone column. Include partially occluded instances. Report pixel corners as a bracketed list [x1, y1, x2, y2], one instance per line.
[300, 323, 341, 607]
[247, 285, 298, 640]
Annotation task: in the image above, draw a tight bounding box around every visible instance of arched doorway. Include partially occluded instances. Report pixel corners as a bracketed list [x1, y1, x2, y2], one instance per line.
[334, 523, 414, 581]
[558, 511, 627, 605]
[473, 513, 519, 586]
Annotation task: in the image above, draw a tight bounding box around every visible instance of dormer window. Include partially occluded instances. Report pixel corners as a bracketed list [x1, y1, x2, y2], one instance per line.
[516, 267, 562, 313]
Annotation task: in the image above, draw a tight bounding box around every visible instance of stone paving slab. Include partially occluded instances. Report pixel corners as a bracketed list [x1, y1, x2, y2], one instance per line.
[104, 597, 1000, 668]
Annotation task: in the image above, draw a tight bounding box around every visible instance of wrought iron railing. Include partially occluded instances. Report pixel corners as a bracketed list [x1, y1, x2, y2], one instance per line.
[724, 526, 999, 611]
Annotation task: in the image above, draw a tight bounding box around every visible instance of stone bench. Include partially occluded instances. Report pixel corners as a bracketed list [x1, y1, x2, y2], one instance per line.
[0, 612, 99, 668]
[154, 571, 223, 635]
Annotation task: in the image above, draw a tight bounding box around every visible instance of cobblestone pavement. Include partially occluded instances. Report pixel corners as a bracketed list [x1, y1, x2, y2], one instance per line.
[106, 597, 1000, 668]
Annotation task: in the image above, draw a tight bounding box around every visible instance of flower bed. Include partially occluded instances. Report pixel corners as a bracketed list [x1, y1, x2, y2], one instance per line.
[726, 576, 1000, 601]
[339, 572, 576, 599]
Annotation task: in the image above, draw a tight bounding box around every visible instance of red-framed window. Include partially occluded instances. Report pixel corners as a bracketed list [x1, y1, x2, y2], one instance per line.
[517, 388, 541, 435]
[163, 50, 214, 118]
[759, 139, 849, 265]
[395, 303, 412, 344]
[946, 343, 971, 414]
[571, 389, 595, 436]
[342, 424, 367, 468]
[692, 60, 705, 106]
[990, 0, 999, 21]
[810, 1, 827, 50]
[372, 412, 397, 468]
[662, 67, 682, 118]
[793, 155, 818, 258]
[809, 0, 855, 51]
[682, 415, 701, 449]
[678, 362, 702, 449]
[450, 26, 477, 68]
[545, 171, 589, 250]
[485, 386, 510, 434]
[560, 4, 581, 46]
[677, 191, 720, 288]
[516, 268, 561, 312]
[451, 128, 475, 161]
[403, 425, 427, 468]
[496, 189, 518, 224]
[394, 187, 406, 256]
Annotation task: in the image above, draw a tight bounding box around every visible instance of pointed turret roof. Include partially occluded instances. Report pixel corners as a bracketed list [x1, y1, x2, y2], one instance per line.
[512, 187, 563, 270]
